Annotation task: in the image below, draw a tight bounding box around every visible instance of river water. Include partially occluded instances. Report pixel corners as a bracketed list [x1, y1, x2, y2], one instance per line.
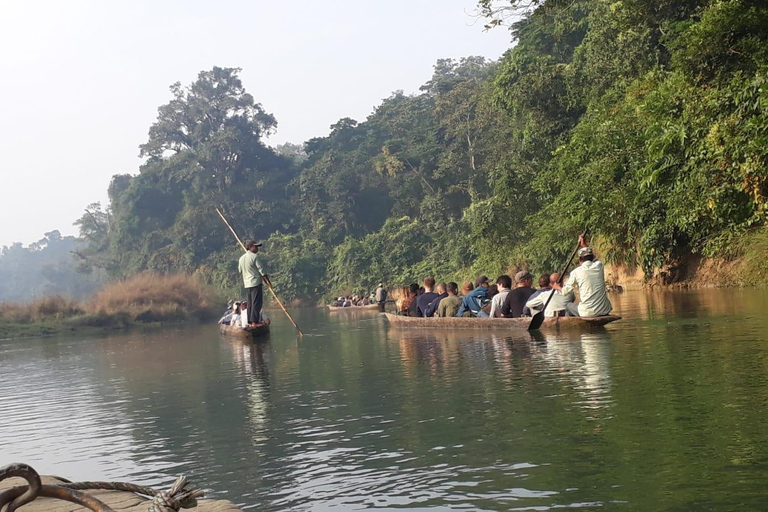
[2, 289, 768, 510]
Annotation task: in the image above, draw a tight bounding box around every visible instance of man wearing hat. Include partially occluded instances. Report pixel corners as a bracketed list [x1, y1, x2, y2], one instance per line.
[238, 240, 271, 328]
[501, 270, 536, 317]
[554, 235, 612, 317]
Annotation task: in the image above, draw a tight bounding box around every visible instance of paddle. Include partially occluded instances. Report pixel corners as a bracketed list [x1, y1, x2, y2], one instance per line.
[215, 207, 304, 337]
[527, 229, 588, 331]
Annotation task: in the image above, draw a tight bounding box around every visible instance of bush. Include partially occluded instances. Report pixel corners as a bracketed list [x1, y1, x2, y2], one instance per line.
[90, 272, 220, 321]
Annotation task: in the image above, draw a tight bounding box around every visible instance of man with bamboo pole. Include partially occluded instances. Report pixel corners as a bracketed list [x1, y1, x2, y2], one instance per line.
[238, 240, 271, 328]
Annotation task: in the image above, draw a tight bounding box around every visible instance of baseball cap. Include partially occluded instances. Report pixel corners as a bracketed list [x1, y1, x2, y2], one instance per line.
[514, 271, 533, 284]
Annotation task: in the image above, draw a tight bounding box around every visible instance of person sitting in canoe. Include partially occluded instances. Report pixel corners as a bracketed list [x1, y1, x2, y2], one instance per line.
[228, 301, 244, 326]
[525, 273, 568, 317]
[500, 271, 536, 317]
[457, 275, 489, 317]
[416, 277, 439, 317]
[553, 235, 613, 317]
[522, 274, 550, 317]
[424, 282, 448, 318]
[400, 283, 419, 316]
[488, 275, 512, 318]
[437, 282, 462, 317]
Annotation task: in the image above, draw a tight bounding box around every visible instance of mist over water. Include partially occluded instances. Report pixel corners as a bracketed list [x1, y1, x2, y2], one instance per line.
[2, 289, 768, 510]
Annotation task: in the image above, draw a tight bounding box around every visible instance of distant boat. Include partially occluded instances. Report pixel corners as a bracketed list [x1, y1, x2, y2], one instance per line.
[327, 304, 380, 311]
[219, 322, 270, 340]
[383, 313, 621, 330]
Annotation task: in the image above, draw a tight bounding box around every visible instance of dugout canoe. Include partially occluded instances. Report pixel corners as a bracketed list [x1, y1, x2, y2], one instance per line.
[328, 304, 380, 311]
[383, 313, 621, 330]
[219, 323, 270, 339]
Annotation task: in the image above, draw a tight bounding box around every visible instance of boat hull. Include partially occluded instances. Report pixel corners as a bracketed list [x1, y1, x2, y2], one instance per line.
[383, 313, 621, 330]
[328, 304, 380, 311]
[219, 323, 270, 339]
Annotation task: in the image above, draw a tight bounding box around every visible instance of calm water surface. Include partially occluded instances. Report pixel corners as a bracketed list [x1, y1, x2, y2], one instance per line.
[2, 289, 768, 510]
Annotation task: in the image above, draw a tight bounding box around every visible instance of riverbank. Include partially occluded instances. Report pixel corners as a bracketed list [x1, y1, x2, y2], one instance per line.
[0, 273, 221, 340]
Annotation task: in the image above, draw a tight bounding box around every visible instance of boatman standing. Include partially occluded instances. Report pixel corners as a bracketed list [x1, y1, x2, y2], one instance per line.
[553, 234, 612, 317]
[375, 282, 388, 312]
[238, 240, 271, 328]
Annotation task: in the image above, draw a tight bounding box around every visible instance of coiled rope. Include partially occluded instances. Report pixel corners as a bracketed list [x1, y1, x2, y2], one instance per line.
[0, 463, 205, 512]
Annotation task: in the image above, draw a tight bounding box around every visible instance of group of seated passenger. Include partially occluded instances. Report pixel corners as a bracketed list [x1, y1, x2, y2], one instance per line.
[332, 293, 374, 307]
[218, 300, 269, 327]
[398, 241, 612, 318]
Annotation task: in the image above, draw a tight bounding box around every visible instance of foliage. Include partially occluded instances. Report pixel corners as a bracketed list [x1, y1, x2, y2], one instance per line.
[73, 1, 768, 298]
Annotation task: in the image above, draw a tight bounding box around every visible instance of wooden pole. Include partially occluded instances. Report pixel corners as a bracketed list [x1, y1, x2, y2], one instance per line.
[216, 207, 304, 337]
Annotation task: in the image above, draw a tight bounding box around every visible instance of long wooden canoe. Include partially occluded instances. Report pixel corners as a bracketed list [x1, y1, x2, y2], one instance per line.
[328, 304, 380, 311]
[383, 313, 621, 330]
[219, 323, 270, 339]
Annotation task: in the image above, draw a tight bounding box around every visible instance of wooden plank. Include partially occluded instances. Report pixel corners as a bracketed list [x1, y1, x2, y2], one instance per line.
[1, 476, 242, 512]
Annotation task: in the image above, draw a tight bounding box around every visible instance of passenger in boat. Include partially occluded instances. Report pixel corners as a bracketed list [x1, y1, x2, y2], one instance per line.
[229, 301, 243, 327]
[525, 273, 568, 317]
[478, 285, 496, 317]
[416, 277, 439, 317]
[437, 282, 462, 317]
[424, 282, 448, 318]
[457, 275, 489, 317]
[554, 236, 612, 317]
[343, 296, 352, 307]
[218, 302, 234, 325]
[400, 283, 419, 316]
[239, 302, 249, 328]
[489, 275, 512, 318]
[522, 274, 551, 316]
[501, 271, 536, 317]
[238, 240, 271, 329]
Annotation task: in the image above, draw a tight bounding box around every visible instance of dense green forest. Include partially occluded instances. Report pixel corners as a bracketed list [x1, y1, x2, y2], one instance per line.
[74, 0, 768, 303]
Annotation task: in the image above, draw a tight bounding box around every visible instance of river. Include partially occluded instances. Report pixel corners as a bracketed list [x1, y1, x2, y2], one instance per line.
[2, 289, 768, 510]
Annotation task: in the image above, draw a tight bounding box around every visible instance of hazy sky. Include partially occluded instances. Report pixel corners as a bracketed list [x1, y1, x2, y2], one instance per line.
[0, 0, 511, 248]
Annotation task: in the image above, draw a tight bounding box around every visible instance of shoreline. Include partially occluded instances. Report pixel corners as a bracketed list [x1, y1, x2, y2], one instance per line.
[0, 316, 209, 342]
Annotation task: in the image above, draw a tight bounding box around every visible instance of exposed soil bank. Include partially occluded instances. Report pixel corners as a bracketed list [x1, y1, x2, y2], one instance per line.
[606, 255, 755, 291]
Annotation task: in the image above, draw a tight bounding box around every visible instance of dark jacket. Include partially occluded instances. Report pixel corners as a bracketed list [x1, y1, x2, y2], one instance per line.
[416, 292, 440, 317]
[424, 292, 448, 318]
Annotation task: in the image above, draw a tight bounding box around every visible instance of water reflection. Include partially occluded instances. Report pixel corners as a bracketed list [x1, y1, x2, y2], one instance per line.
[2, 290, 768, 509]
[227, 340, 272, 446]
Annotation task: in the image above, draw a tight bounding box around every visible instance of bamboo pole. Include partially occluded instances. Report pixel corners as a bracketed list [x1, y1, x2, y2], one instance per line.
[216, 207, 304, 337]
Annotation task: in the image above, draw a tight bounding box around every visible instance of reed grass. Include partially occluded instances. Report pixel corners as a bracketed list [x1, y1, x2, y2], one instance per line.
[0, 273, 222, 339]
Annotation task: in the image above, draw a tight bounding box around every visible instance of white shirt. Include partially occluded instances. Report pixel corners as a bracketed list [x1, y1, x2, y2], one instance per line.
[562, 260, 612, 317]
[525, 289, 567, 317]
[489, 289, 510, 318]
[240, 309, 249, 328]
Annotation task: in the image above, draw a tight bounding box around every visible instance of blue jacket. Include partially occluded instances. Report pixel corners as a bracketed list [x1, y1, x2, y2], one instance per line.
[457, 287, 488, 317]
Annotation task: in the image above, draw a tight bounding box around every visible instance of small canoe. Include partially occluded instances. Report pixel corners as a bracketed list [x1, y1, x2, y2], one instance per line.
[383, 313, 621, 330]
[328, 304, 380, 311]
[219, 323, 270, 339]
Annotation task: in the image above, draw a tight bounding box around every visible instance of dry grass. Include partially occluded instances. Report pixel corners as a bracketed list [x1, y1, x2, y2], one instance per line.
[0, 296, 83, 323]
[89, 272, 219, 321]
[0, 273, 221, 337]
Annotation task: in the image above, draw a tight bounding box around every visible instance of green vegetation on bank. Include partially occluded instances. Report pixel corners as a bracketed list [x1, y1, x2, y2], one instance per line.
[0, 273, 220, 340]
[71, 0, 768, 303]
